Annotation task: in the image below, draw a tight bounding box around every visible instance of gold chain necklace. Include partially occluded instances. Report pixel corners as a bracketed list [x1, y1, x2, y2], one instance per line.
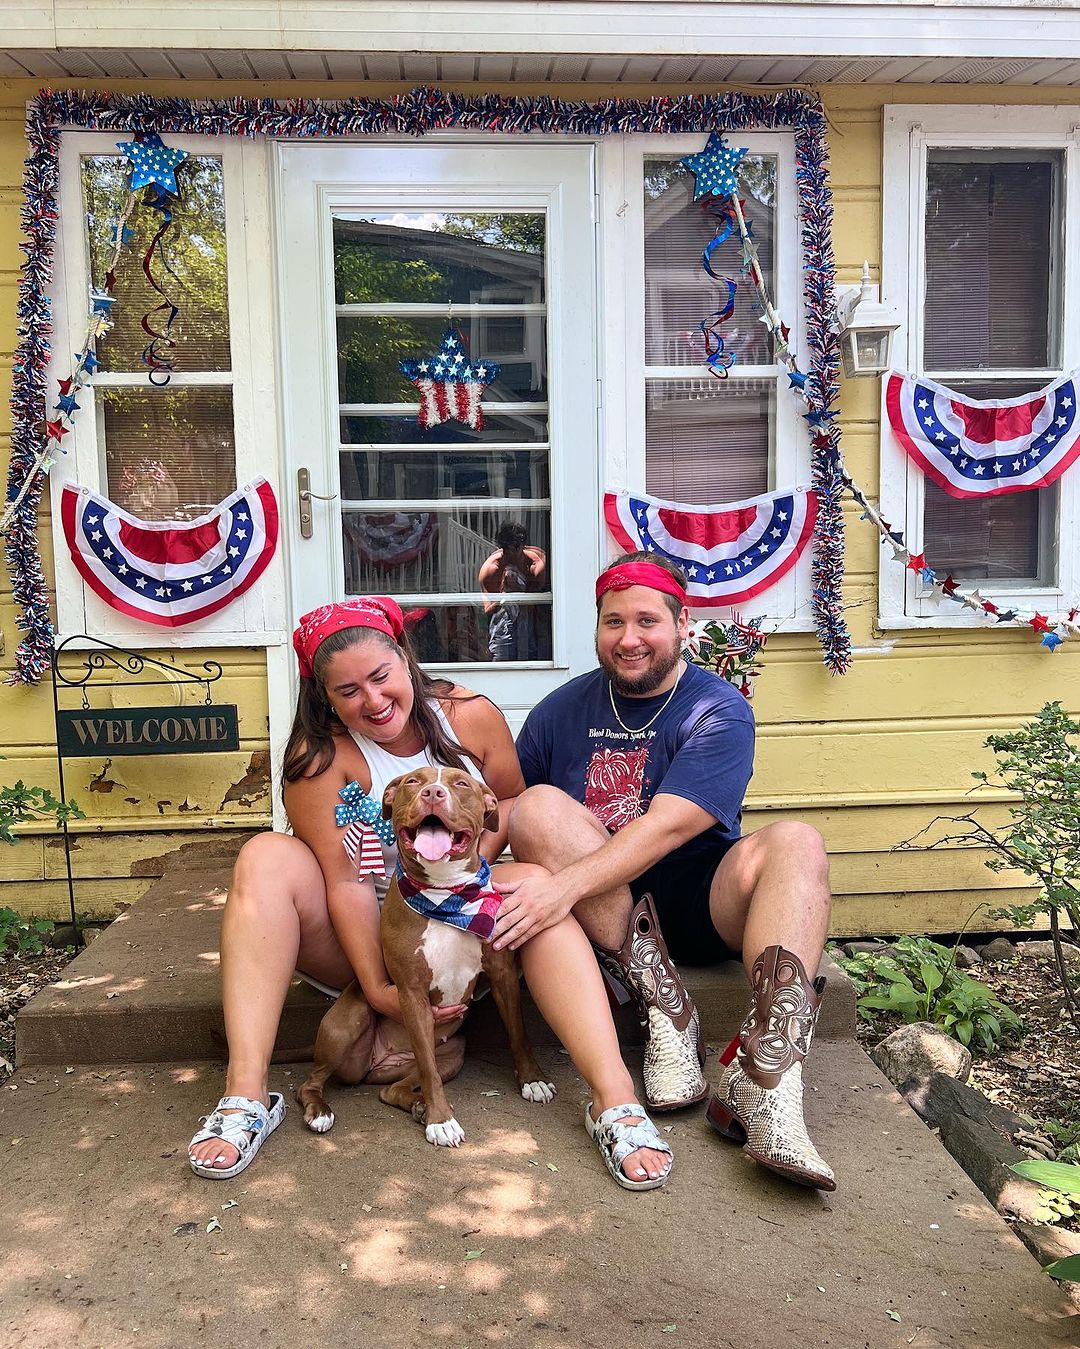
[607, 663, 683, 734]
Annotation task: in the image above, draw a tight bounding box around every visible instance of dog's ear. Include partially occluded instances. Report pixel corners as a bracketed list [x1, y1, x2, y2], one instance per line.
[482, 789, 500, 835]
[381, 775, 404, 819]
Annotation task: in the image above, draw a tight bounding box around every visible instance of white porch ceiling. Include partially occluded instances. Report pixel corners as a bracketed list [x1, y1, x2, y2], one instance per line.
[5, 50, 1080, 87]
[5, 2, 1080, 87]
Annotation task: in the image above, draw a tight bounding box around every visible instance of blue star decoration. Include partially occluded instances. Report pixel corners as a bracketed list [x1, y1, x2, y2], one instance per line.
[679, 133, 749, 201]
[116, 133, 188, 195]
[399, 328, 502, 431]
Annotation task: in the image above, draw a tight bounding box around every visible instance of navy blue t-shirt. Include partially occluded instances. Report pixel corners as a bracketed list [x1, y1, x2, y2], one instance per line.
[516, 662, 755, 870]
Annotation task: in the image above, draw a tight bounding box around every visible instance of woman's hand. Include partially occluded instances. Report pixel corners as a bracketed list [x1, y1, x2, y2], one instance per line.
[366, 981, 466, 1025]
[491, 874, 573, 951]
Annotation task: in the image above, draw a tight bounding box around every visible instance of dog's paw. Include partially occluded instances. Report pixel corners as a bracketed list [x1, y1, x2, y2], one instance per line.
[425, 1116, 465, 1147]
[521, 1080, 557, 1104]
[305, 1110, 335, 1134]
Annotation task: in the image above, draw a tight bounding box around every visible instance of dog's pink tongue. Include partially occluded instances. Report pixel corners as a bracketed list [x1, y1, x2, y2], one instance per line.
[414, 821, 452, 862]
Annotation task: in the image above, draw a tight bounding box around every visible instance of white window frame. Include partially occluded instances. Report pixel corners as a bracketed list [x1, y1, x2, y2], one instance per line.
[598, 131, 814, 631]
[880, 105, 1080, 630]
[49, 131, 286, 648]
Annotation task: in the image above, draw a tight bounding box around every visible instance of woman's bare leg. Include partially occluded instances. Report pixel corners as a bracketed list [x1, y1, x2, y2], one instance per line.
[494, 862, 671, 1184]
[189, 832, 355, 1170]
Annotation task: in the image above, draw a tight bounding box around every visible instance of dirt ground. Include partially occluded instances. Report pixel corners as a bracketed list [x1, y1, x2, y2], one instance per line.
[849, 944, 1080, 1156]
[1, 946, 71, 1082]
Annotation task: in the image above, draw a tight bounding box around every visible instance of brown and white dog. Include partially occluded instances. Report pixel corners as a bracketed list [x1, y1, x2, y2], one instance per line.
[297, 765, 555, 1146]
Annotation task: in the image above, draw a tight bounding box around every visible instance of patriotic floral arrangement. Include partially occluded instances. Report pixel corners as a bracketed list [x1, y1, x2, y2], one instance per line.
[685, 616, 768, 700]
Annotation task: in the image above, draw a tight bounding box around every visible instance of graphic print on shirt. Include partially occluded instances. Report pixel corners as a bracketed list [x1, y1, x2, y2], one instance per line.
[584, 744, 651, 831]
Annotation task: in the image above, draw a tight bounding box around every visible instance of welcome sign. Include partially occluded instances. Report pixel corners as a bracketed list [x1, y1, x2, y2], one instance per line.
[56, 705, 240, 757]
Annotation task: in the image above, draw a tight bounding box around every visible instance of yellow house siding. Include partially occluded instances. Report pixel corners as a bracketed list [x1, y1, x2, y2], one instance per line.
[0, 76, 1077, 929]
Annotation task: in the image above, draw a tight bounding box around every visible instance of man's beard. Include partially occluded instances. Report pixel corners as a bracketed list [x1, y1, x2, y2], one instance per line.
[597, 635, 683, 697]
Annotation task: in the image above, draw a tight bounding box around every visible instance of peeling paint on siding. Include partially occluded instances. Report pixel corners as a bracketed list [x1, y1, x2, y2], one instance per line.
[88, 760, 123, 793]
[219, 751, 271, 811]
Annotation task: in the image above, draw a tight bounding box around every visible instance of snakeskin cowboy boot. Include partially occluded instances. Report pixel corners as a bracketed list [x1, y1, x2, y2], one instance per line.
[595, 892, 707, 1111]
[706, 945, 835, 1190]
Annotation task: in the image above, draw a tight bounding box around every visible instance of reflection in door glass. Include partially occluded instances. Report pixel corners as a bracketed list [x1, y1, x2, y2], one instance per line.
[333, 211, 552, 664]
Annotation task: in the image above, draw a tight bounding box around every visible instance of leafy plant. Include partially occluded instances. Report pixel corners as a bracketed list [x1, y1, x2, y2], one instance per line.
[0, 781, 84, 847]
[1011, 1160, 1080, 1279]
[831, 934, 1021, 1052]
[0, 907, 54, 955]
[899, 703, 1080, 1030]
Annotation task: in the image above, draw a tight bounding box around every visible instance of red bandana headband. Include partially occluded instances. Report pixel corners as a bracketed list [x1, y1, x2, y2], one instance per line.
[595, 561, 687, 606]
[292, 597, 404, 679]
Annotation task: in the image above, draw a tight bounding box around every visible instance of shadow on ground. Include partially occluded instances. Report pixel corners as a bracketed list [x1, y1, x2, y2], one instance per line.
[1, 1043, 1076, 1349]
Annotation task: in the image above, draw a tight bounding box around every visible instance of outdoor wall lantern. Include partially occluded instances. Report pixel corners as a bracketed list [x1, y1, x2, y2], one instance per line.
[836, 261, 900, 379]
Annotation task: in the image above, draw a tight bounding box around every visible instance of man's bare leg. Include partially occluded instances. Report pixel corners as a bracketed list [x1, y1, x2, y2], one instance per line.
[704, 820, 836, 1190]
[508, 784, 631, 948]
[707, 820, 832, 974]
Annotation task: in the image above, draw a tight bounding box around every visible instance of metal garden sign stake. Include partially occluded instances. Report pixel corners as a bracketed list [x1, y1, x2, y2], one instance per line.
[50, 635, 236, 948]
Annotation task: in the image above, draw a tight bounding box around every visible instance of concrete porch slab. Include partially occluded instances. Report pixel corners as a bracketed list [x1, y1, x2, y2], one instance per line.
[16, 867, 856, 1068]
[0, 1045, 1075, 1347]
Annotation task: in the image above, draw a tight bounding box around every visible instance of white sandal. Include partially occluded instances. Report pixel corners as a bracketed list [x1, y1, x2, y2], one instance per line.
[585, 1102, 673, 1192]
[188, 1093, 286, 1180]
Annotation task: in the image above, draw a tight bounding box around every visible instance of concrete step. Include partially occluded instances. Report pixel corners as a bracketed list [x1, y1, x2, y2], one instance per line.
[16, 864, 856, 1067]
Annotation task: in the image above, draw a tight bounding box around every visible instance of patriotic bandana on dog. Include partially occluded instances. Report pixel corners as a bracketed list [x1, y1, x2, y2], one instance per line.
[394, 858, 502, 942]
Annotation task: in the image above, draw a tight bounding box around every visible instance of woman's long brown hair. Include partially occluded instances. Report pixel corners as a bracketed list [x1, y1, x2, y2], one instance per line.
[281, 625, 476, 797]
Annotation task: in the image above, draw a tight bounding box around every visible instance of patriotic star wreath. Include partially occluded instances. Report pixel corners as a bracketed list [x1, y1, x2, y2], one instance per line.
[60, 478, 278, 627]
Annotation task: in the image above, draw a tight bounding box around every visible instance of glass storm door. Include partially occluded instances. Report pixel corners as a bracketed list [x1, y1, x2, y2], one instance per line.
[276, 141, 598, 723]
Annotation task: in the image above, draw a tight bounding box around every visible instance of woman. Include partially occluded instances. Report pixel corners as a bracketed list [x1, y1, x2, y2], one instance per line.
[188, 596, 672, 1191]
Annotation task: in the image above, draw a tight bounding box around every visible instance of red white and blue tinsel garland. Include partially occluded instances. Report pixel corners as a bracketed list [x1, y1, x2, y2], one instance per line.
[61, 478, 279, 627]
[605, 487, 817, 607]
[6, 85, 847, 683]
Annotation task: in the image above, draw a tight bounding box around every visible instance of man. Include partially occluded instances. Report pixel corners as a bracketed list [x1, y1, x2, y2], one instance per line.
[478, 522, 547, 662]
[492, 551, 835, 1190]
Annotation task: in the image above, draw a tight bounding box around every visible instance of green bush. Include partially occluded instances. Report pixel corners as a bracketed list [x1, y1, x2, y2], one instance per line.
[0, 906, 54, 955]
[0, 780, 84, 847]
[900, 702, 1080, 1029]
[830, 935, 1021, 1053]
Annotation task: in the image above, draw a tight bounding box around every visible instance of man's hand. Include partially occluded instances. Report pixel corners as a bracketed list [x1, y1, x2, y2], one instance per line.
[367, 982, 467, 1025]
[491, 874, 573, 951]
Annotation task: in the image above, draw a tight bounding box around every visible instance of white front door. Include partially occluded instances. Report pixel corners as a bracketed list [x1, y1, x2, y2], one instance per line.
[275, 140, 599, 730]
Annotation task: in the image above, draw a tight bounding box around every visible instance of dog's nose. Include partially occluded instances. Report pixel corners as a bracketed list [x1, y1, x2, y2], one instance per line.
[419, 782, 449, 805]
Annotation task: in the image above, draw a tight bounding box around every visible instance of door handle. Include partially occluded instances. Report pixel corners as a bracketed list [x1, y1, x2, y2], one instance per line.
[297, 467, 338, 539]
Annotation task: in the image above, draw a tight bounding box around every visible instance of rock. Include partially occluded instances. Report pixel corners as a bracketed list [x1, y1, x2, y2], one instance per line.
[1014, 1223, 1080, 1308]
[953, 944, 983, 969]
[843, 940, 888, 957]
[870, 1022, 972, 1113]
[938, 1114, 1049, 1223]
[1014, 1222, 1080, 1269]
[918, 1071, 1030, 1141]
[978, 937, 1016, 963]
[1019, 940, 1080, 964]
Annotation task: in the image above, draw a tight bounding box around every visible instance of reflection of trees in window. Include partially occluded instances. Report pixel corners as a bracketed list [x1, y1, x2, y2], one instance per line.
[438, 213, 545, 255]
[333, 215, 546, 409]
[82, 155, 230, 371]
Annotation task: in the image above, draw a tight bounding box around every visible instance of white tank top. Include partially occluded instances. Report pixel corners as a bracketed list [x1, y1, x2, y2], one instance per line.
[348, 700, 485, 899]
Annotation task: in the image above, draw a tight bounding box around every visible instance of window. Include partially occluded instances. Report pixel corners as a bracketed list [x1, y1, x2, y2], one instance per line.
[51, 132, 279, 644]
[600, 133, 811, 627]
[880, 107, 1080, 627]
